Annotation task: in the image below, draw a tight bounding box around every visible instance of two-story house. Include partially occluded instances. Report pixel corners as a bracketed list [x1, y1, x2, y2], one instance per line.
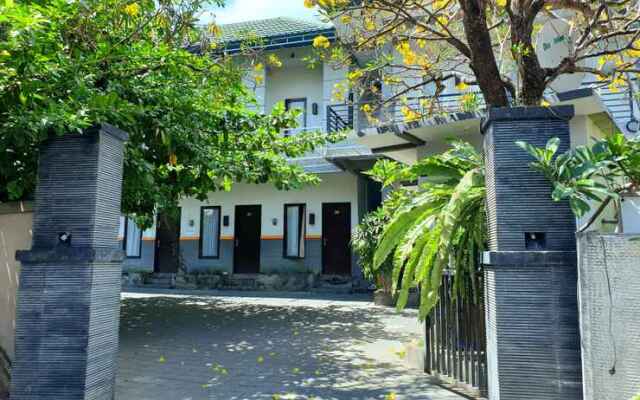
[119, 18, 384, 288]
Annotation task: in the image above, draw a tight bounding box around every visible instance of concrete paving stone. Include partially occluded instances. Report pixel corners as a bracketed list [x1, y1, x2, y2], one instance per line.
[116, 290, 465, 400]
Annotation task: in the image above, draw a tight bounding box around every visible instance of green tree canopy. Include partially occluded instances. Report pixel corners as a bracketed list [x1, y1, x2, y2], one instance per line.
[0, 0, 338, 226]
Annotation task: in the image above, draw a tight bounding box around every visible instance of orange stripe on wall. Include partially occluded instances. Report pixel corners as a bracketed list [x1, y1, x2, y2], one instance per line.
[262, 235, 283, 240]
[178, 235, 322, 241]
[179, 236, 200, 241]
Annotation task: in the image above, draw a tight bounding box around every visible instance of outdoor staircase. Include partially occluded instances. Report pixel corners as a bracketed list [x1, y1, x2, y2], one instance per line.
[144, 273, 176, 289]
[311, 275, 354, 294]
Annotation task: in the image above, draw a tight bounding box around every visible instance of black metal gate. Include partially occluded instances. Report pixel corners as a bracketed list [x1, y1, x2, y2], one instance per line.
[425, 271, 488, 397]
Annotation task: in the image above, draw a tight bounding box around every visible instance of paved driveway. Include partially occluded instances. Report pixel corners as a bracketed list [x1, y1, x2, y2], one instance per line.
[116, 290, 464, 400]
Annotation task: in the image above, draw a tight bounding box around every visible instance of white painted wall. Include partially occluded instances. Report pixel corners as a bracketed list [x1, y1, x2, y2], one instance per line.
[178, 172, 359, 239]
[265, 52, 324, 131]
[118, 216, 156, 240]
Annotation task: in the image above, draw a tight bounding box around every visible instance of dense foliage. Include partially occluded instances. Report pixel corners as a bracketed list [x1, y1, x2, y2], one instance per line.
[366, 142, 486, 319]
[351, 182, 408, 293]
[306, 0, 640, 114]
[0, 0, 338, 226]
[518, 133, 640, 231]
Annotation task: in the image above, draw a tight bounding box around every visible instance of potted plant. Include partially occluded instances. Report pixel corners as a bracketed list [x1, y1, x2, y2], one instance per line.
[517, 132, 640, 233]
[352, 207, 395, 306]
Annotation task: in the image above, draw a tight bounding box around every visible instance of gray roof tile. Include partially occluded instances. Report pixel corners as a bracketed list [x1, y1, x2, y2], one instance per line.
[219, 17, 331, 43]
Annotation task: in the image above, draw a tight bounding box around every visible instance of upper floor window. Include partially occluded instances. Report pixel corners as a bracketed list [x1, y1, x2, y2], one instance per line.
[124, 217, 142, 258]
[284, 204, 306, 258]
[200, 206, 221, 258]
[285, 98, 307, 135]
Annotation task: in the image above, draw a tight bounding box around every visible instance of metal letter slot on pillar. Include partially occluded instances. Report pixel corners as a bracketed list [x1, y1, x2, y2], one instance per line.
[481, 106, 583, 400]
[11, 124, 128, 400]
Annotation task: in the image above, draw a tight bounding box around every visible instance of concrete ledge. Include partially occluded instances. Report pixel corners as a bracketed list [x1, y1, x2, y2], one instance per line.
[16, 247, 124, 264]
[483, 105, 575, 126]
[483, 251, 577, 267]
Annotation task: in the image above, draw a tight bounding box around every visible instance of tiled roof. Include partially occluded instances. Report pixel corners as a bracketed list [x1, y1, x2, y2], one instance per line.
[219, 17, 332, 43]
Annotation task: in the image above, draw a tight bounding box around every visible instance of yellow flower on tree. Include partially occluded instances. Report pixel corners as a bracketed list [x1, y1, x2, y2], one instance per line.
[456, 81, 469, 91]
[208, 23, 221, 37]
[361, 104, 373, 114]
[303, 0, 316, 8]
[254, 74, 264, 85]
[625, 40, 640, 58]
[496, 0, 507, 7]
[433, 0, 450, 9]
[401, 106, 420, 122]
[396, 41, 417, 65]
[123, 2, 140, 16]
[340, 14, 352, 24]
[313, 35, 331, 49]
[254, 62, 264, 72]
[348, 69, 364, 81]
[267, 54, 282, 68]
[385, 392, 397, 400]
[365, 18, 376, 31]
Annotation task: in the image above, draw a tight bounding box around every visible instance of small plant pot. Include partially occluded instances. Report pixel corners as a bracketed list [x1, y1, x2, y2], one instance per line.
[373, 290, 395, 307]
[621, 193, 640, 233]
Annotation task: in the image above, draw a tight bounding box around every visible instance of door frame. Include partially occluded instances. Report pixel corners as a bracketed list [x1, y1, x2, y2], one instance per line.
[321, 202, 352, 276]
[153, 207, 181, 273]
[233, 204, 262, 274]
[284, 98, 308, 132]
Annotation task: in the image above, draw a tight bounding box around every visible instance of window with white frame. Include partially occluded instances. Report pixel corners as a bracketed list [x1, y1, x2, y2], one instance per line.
[200, 206, 221, 258]
[284, 204, 306, 258]
[124, 217, 142, 258]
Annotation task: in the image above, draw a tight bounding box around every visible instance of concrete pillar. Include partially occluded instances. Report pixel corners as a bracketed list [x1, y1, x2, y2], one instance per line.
[482, 106, 583, 400]
[11, 124, 128, 400]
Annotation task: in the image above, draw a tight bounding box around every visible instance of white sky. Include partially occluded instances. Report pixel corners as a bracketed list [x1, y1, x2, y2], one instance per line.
[200, 0, 324, 25]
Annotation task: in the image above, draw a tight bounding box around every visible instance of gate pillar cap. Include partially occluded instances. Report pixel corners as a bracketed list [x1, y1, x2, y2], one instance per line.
[16, 246, 125, 264]
[481, 105, 575, 134]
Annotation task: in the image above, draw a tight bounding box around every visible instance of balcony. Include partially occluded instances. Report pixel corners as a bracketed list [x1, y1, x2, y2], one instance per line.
[326, 92, 485, 134]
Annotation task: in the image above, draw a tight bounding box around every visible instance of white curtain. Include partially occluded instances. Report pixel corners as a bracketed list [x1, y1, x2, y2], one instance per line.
[202, 208, 220, 257]
[125, 218, 141, 257]
[286, 205, 305, 257]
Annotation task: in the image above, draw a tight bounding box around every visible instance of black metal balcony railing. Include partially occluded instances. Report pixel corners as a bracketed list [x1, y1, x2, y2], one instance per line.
[327, 80, 638, 134]
[326, 92, 485, 133]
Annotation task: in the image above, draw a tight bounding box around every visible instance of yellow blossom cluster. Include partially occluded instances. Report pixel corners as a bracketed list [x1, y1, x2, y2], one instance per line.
[625, 40, 640, 58]
[332, 82, 347, 102]
[347, 69, 364, 82]
[400, 106, 420, 122]
[123, 2, 140, 16]
[313, 35, 331, 49]
[304, 0, 349, 8]
[267, 53, 282, 68]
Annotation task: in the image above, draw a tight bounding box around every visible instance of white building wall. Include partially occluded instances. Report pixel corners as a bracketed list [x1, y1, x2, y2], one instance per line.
[265, 59, 324, 131]
[178, 172, 359, 240]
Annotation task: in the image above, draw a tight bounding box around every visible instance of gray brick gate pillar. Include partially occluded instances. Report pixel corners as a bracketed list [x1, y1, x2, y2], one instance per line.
[11, 124, 128, 400]
[481, 106, 583, 400]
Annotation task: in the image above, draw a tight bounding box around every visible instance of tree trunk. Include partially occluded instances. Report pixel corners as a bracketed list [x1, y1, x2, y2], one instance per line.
[460, 0, 509, 108]
[510, 5, 547, 106]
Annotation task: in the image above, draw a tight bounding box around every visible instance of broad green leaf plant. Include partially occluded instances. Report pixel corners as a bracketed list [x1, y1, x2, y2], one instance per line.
[0, 0, 339, 226]
[516, 133, 640, 232]
[367, 141, 486, 319]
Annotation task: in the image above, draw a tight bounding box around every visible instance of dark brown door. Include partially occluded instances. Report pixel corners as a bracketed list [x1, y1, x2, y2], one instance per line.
[233, 205, 261, 274]
[154, 209, 181, 273]
[322, 203, 351, 275]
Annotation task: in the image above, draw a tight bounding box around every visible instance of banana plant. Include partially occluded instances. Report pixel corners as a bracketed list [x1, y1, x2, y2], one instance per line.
[368, 141, 486, 320]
